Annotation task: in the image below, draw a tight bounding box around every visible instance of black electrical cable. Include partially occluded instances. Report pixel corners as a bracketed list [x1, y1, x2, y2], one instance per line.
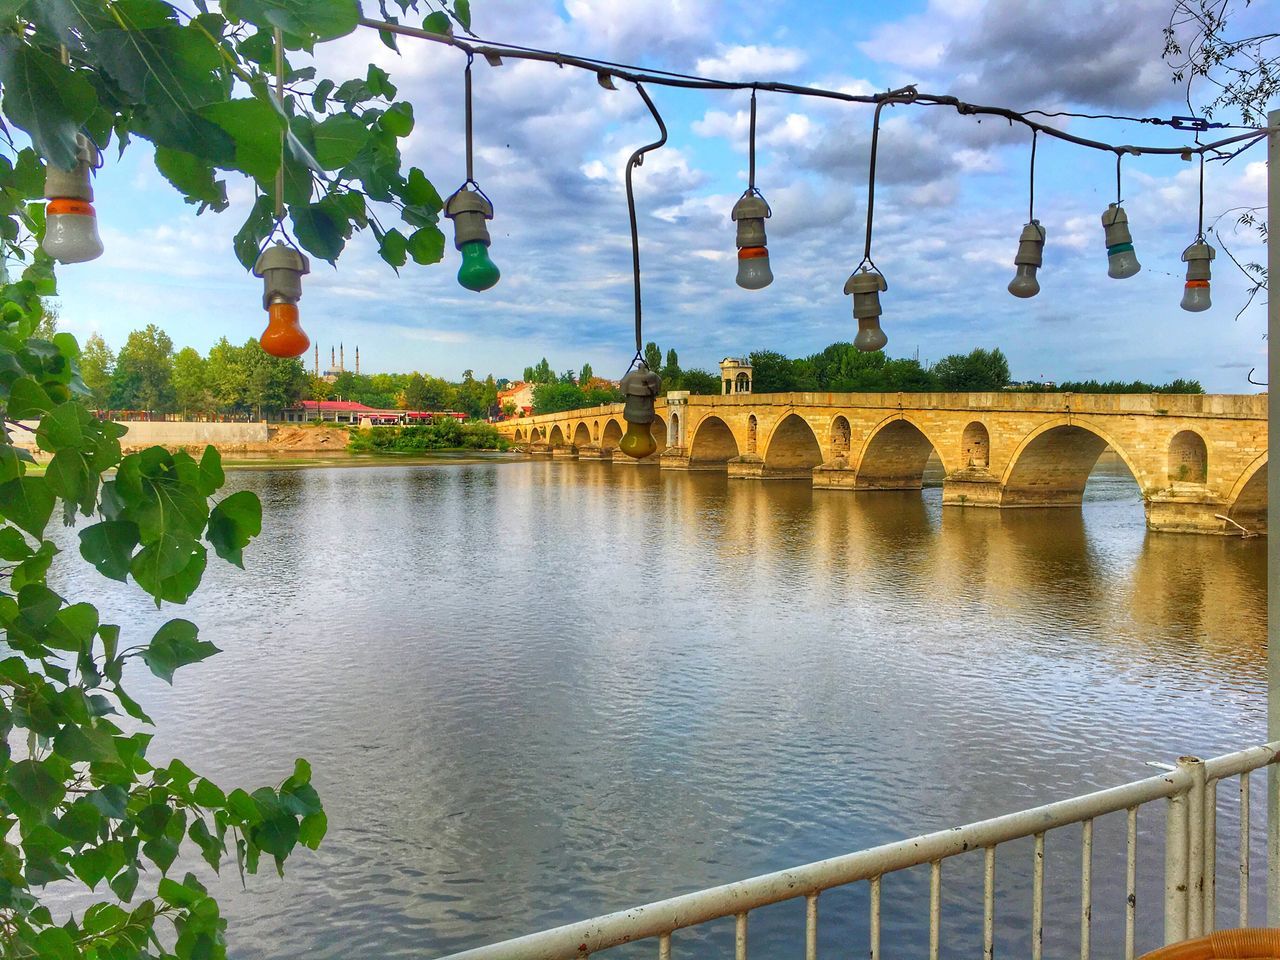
[624, 83, 667, 362]
[748, 86, 757, 190]
[463, 52, 474, 184]
[1028, 128, 1037, 224]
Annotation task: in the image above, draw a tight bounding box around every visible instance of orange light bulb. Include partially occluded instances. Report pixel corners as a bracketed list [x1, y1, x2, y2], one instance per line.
[260, 301, 310, 358]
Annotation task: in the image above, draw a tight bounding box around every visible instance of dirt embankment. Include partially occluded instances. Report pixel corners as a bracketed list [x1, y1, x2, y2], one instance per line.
[262, 426, 350, 452]
[115, 425, 352, 456]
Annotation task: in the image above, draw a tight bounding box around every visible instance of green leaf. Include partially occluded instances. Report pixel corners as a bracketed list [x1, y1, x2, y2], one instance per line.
[201, 97, 286, 181]
[71, 840, 126, 889]
[422, 11, 452, 35]
[378, 227, 407, 268]
[0, 525, 32, 561]
[299, 810, 328, 850]
[207, 490, 262, 567]
[198, 445, 225, 496]
[380, 102, 414, 138]
[85, 24, 224, 109]
[141, 618, 219, 683]
[0, 38, 98, 169]
[0, 476, 55, 537]
[313, 114, 367, 171]
[403, 167, 443, 212]
[79, 521, 140, 582]
[312, 78, 335, 112]
[109, 863, 139, 901]
[223, 0, 360, 45]
[251, 814, 300, 872]
[407, 225, 446, 265]
[54, 723, 120, 763]
[0, 443, 26, 483]
[154, 146, 228, 210]
[193, 778, 226, 807]
[6, 758, 65, 814]
[33, 928, 76, 960]
[454, 0, 472, 30]
[291, 203, 345, 264]
[8, 376, 54, 418]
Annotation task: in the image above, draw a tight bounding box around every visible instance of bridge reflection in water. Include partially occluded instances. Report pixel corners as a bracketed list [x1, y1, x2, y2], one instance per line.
[503, 392, 1267, 534]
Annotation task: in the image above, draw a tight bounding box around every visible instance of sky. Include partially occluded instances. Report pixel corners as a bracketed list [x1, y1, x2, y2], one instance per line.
[45, 0, 1275, 391]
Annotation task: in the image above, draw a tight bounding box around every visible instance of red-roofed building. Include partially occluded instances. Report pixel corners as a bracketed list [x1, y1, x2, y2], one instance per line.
[497, 381, 534, 418]
[278, 400, 468, 426]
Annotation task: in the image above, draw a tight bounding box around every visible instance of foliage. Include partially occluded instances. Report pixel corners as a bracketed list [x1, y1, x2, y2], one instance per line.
[0, 0, 480, 954]
[521, 358, 554, 384]
[347, 421, 509, 452]
[1163, 0, 1271, 301]
[677, 368, 720, 395]
[172, 347, 214, 418]
[109, 326, 176, 412]
[642, 342, 662, 373]
[531, 381, 622, 415]
[0, 257, 325, 959]
[931, 348, 1010, 392]
[1011, 378, 1205, 394]
[78, 334, 114, 409]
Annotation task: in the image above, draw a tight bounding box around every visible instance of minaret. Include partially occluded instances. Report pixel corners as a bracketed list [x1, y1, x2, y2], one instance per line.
[313, 344, 319, 377]
[330, 346, 335, 369]
[340, 342, 344, 373]
[355, 346, 360, 376]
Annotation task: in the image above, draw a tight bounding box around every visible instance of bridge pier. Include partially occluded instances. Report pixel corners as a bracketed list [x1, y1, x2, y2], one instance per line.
[530, 443, 552, 456]
[552, 445, 579, 460]
[726, 455, 764, 479]
[610, 450, 660, 466]
[942, 468, 1004, 507]
[1146, 492, 1234, 534]
[659, 448, 691, 470]
[577, 445, 608, 460]
[812, 458, 858, 489]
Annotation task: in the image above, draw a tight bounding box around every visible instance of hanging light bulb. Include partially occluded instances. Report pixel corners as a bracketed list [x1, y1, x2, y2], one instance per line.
[619, 362, 663, 459]
[42, 134, 103, 264]
[731, 192, 772, 290]
[1180, 239, 1215, 312]
[1101, 203, 1140, 279]
[1008, 221, 1045, 298]
[254, 243, 311, 358]
[445, 186, 501, 291]
[844, 267, 888, 352]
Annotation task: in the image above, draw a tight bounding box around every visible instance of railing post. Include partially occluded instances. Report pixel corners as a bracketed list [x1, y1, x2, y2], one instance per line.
[1267, 105, 1280, 928]
[1166, 775, 1191, 944]
[1184, 757, 1207, 937]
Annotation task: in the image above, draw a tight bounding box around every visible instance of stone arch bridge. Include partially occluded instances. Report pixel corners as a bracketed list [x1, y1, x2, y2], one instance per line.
[499, 392, 1267, 534]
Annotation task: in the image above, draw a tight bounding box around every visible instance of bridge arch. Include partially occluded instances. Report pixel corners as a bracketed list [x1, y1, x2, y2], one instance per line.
[573, 422, 591, 449]
[601, 418, 623, 451]
[548, 424, 566, 447]
[1168, 429, 1208, 483]
[592, 419, 600, 442]
[1226, 454, 1266, 531]
[689, 415, 739, 466]
[529, 427, 542, 443]
[670, 411, 681, 448]
[830, 416, 852, 458]
[513, 427, 524, 442]
[1000, 419, 1144, 507]
[747, 414, 758, 454]
[855, 416, 949, 490]
[962, 421, 990, 468]
[763, 414, 824, 475]
[652, 415, 667, 452]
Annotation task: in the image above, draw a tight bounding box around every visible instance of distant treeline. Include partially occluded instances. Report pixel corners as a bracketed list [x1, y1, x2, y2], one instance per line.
[1008, 378, 1204, 394]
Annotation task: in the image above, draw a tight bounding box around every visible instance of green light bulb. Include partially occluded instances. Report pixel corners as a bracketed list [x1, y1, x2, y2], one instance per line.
[619, 421, 657, 459]
[458, 240, 500, 292]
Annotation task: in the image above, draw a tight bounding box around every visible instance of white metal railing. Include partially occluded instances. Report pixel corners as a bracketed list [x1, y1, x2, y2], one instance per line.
[434, 742, 1280, 960]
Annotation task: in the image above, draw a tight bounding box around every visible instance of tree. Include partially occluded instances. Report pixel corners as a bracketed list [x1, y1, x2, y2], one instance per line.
[533, 382, 588, 414]
[206, 337, 250, 413]
[110, 324, 175, 412]
[79, 332, 114, 408]
[680, 368, 721, 395]
[524, 357, 554, 384]
[403, 372, 430, 410]
[0, 0, 474, 948]
[643, 341, 663, 373]
[748, 349, 800, 392]
[931, 348, 1011, 391]
[662, 348, 681, 384]
[241, 340, 307, 417]
[173, 346, 214, 418]
[580, 362, 593, 384]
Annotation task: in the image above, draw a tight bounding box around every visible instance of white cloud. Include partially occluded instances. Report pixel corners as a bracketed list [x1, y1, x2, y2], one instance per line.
[694, 44, 806, 80]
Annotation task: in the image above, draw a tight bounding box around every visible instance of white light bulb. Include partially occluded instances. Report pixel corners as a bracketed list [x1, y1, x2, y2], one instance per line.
[1007, 264, 1040, 298]
[1181, 283, 1211, 312]
[42, 207, 104, 264]
[854, 320, 887, 352]
[1107, 247, 1140, 280]
[736, 253, 773, 290]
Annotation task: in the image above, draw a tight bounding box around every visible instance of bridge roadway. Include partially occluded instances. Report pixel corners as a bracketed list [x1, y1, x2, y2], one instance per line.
[498, 391, 1267, 534]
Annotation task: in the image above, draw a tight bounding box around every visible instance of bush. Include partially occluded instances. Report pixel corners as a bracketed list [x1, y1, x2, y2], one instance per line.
[347, 421, 510, 453]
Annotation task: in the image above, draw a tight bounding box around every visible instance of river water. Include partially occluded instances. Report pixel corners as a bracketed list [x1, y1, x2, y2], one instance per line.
[46, 454, 1266, 958]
